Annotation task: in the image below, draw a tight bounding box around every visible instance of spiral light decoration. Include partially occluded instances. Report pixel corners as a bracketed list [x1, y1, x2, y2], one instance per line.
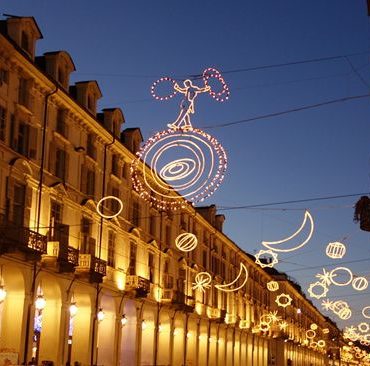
[131, 128, 227, 210]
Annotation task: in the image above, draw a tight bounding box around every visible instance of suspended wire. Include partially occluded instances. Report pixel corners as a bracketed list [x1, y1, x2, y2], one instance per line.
[201, 94, 370, 129]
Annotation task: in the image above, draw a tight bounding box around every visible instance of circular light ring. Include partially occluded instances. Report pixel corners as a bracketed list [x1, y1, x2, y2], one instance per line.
[96, 196, 123, 219]
[310, 323, 318, 331]
[131, 128, 227, 210]
[306, 330, 316, 339]
[352, 276, 369, 291]
[317, 340, 326, 348]
[362, 306, 370, 319]
[202, 68, 230, 102]
[358, 323, 370, 333]
[325, 241, 346, 259]
[175, 232, 198, 252]
[260, 314, 273, 325]
[329, 267, 353, 286]
[150, 77, 177, 101]
[363, 334, 370, 342]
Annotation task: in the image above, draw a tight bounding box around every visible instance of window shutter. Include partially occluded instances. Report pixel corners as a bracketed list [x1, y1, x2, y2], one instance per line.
[6, 177, 14, 221]
[48, 143, 56, 175]
[23, 185, 32, 227]
[28, 126, 38, 159]
[80, 165, 88, 194]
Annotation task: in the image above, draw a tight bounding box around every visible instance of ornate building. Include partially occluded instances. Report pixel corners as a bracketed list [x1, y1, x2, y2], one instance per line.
[0, 15, 357, 366]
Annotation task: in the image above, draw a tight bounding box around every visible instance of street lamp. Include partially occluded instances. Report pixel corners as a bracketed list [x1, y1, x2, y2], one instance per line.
[97, 308, 105, 322]
[33, 288, 46, 365]
[120, 314, 127, 326]
[67, 297, 78, 365]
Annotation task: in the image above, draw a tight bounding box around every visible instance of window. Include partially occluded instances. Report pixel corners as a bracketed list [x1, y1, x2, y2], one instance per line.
[107, 231, 115, 267]
[55, 148, 68, 181]
[86, 169, 95, 196]
[212, 288, 218, 308]
[111, 187, 120, 214]
[57, 67, 65, 86]
[128, 242, 136, 275]
[86, 133, 96, 159]
[80, 217, 95, 255]
[0, 69, 9, 85]
[165, 224, 171, 247]
[56, 109, 68, 137]
[202, 250, 208, 268]
[148, 252, 155, 283]
[18, 78, 31, 109]
[21, 31, 30, 52]
[149, 214, 156, 237]
[49, 201, 66, 242]
[0, 106, 6, 142]
[11, 182, 26, 226]
[111, 154, 119, 176]
[131, 199, 140, 227]
[14, 122, 37, 158]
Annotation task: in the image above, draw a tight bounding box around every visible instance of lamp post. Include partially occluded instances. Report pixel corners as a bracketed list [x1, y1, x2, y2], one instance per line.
[33, 288, 46, 365]
[67, 296, 78, 366]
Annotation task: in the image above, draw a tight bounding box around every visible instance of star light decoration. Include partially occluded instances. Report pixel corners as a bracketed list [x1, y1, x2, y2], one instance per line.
[192, 272, 212, 293]
[321, 299, 352, 320]
[275, 293, 293, 308]
[279, 321, 288, 331]
[131, 68, 230, 211]
[308, 281, 329, 299]
[315, 268, 332, 286]
[254, 249, 279, 268]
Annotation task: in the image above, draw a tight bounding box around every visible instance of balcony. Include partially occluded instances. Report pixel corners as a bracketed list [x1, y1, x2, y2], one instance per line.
[45, 241, 79, 273]
[0, 223, 47, 258]
[172, 291, 194, 313]
[76, 254, 107, 283]
[126, 275, 150, 297]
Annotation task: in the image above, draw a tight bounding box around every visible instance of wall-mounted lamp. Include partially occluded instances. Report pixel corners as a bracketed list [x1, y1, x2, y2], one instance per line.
[35, 295, 46, 311]
[0, 285, 6, 303]
[74, 146, 85, 153]
[121, 314, 127, 326]
[141, 319, 147, 330]
[97, 308, 105, 322]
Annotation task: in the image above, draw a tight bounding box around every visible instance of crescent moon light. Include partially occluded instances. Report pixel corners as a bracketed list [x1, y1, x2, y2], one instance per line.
[214, 263, 248, 292]
[261, 210, 314, 253]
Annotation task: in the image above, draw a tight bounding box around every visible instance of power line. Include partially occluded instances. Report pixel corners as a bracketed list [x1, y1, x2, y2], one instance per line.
[202, 94, 370, 129]
[218, 192, 370, 211]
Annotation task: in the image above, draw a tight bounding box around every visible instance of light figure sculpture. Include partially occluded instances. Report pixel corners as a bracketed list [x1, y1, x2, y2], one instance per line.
[175, 232, 198, 252]
[254, 249, 278, 268]
[214, 263, 248, 292]
[132, 68, 229, 210]
[325, 241, 346, 259]
[192, 272, 212, 292]
[96, 196, 123, 219]
[275, 293, 293, 308]
[307, 281, 329, 299]
[329, 267, 353, 286]
[261, 210, 314, 252]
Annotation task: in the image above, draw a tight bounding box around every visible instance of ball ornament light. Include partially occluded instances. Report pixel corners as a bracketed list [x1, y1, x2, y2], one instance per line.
[325, 241, 346, 259]
[175, 232, 198, 252]
[267, 281, 279, 292]
[352, 276, 368, 291]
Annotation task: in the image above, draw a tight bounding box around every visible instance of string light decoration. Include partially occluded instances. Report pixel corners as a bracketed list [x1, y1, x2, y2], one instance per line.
[275, 293, 293, 308]
[315, 268, 332, 286]
[254, 249, 278, 268]
[261, 210, 314, 253]
[352, 276, 368, 291]
[325, 241, 346, 259]
[317, 340, 326, 348]
[214, 263, 248, 292]
[267, 310, 281, 323]
[279, 321, 288, 331]
[358, 323, 370, 333]
[306, 330, 316, 339]
[175, 232, 198, 252]
[329, 267, 353, 286]
[96, 196, 123, 219]
[321, 299, 352, 319]
[132, 68, 229, 210]
[267, 280, 279, 292]
[362, 306, 370, 319]
[131, 129, 227, 210]
[192, 272, 212, 292]
[308, 281, 329, 299]
[310, 323, 318, 331]
[202, 68, 230, 102]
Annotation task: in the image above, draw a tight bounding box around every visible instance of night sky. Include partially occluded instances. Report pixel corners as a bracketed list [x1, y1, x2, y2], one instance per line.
[2, 0, 370, 330]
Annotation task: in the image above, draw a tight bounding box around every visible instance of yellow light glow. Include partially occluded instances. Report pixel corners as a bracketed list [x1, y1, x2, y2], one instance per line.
[352, 276, 368, 291]
[322, 328, 329, 334]
[69, 303, 78, 317]
[175, 232, 198, 252]
[141, 320, 147, 330]
[96, 196, 123, 219]
[261, 210, 314, 253]
[254, 249, 278, 268]
[121, 315, 127, 326]
[310, 323, 318, 330]
[35, 295, 46, 311]
[279, 321, 288, 331]
[267, 281, 279, 292]
[192, 272, 212, 292]
[214, 263, 248, 292]
[0, 286, 6, 302]
[239, 320, 249, 329]
[97, 309, 105, 322]
[275, 293, 292, 308]
[308, 281, 329, 299]
[325, 241, 346, 259]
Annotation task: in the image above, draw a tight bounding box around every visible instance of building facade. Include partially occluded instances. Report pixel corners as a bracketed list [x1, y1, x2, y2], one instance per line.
[0, 15, 362, 366]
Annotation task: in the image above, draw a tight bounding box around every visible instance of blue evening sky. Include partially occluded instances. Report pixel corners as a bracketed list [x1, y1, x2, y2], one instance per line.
[2, 0, 370, 329]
